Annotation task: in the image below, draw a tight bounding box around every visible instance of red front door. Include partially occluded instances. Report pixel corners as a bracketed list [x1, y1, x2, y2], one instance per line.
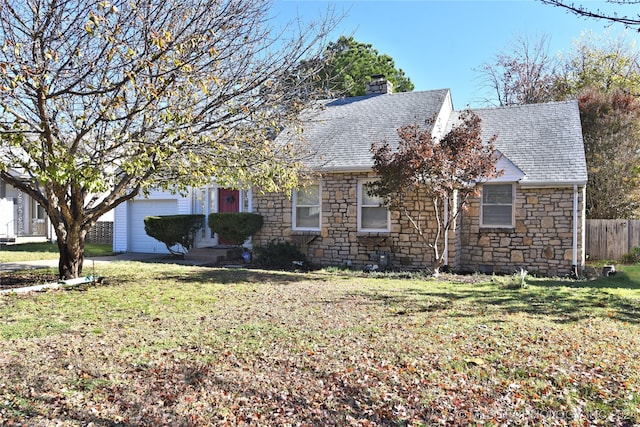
[218, 188, 239, 213]
[217, 188, 240, 245]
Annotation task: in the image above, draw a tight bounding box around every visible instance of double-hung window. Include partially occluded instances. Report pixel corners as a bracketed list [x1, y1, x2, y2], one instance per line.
[481, 184, 514, 227]
[358, 180, 389, 231]
[293, 183, 321, 230]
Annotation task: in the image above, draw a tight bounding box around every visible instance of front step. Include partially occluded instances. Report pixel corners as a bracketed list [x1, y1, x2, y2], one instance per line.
[185, 246, 244, 265]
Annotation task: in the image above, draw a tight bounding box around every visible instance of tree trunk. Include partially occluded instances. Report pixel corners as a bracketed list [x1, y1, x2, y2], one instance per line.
[431, 196, 443, 276]
[432, 255, 446, 277]
[56, 227, 85, 280]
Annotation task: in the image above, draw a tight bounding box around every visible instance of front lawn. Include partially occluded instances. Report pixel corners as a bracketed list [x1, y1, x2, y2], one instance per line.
[0, 262, 638, 426]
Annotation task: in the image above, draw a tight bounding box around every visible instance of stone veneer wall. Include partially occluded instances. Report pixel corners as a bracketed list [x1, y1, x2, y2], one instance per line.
[252, 172, 456, 271]
[458, 185, 585, 277]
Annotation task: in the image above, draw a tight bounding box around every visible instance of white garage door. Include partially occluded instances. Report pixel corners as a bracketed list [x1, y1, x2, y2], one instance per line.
[128, 199, 178, 253]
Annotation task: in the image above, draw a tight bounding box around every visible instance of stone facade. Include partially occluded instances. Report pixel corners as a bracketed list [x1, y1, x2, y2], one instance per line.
[253, 172, 456, 272]
[458, 185, 585, 277]
[254, 177, 585, 277]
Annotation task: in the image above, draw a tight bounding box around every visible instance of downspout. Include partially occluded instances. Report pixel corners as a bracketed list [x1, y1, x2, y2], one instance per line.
[443, 194, 449, 268]
[581, 186, 586, 268]
[572, 184, 579, 278]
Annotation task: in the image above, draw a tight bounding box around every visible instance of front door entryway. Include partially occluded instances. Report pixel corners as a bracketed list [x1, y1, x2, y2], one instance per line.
[194, 187, 247, 248]
[216, 188, 239, 245]
[218, 188, 240, 213]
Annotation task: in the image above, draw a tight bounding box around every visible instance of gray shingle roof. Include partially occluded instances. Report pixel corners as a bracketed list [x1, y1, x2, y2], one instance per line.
[465, 101, 587, 185]
[285, 89, 451, 171]
[284, 90, 587, 187]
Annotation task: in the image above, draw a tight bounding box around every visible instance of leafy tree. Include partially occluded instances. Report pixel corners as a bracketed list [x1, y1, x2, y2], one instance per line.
[578, 88, 640, 219]
[370, 111, 501, 275]
[303, 36, 414, 98]
[555, 32, 640, 97]
[477, 34, 559, 106]
[0, 0, 334, 279]
[555, 33, 640, 218]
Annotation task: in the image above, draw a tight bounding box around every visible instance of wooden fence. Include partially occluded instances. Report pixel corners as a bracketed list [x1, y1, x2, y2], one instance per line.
[585, 219, 640, 261]
[86, 221, 113, 245]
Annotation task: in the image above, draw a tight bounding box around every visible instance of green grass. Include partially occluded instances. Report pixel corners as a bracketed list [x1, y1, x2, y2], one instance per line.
[0, 262, 639, 426]
[0, 242, 114, 262]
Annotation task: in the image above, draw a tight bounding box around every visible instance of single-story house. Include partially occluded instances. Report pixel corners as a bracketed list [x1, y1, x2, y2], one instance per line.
[114, 77, 588, 276]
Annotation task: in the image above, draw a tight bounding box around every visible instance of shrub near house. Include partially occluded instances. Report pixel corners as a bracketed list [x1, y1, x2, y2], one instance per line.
[208, 212, 263, 246]
[144, 215, 204, 255]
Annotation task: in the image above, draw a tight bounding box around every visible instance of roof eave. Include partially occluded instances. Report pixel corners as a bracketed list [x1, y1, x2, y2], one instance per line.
[314, 165, 374, 174]
[518, 180, 587, 189]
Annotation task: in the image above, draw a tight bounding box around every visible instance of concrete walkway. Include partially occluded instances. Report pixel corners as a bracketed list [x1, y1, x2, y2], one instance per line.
[0, 252, 210, 272]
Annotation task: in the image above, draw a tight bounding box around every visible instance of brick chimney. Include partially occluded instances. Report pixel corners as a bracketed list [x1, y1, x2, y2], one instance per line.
[365, 74, 393, 95]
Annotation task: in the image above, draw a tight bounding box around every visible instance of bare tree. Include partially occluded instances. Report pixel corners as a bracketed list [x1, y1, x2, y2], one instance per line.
[477, 34, 559, 106]
[540, 0, 640, 30]
[0, 0, 336, 279]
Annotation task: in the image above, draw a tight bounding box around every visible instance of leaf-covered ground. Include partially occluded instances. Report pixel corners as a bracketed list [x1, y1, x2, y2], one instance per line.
[0, 263, 639, 426]
[0, 270, 59, 290]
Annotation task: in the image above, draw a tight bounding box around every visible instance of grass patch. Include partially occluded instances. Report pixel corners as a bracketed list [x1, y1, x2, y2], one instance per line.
[0, 242, 114, 262]
[0, 262, 638, 425]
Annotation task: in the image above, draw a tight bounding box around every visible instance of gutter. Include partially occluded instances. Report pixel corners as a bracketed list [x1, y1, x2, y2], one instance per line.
[0, 276, 98, 295]
[315, 165, 374, 174]
[519, 180, 587, 189]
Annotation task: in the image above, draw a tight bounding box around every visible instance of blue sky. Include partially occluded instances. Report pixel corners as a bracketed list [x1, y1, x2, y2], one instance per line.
[272, 0, 630, 108]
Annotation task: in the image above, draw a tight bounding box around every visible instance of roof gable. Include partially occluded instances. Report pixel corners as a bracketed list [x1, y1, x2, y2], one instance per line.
[491, 151, 525, 183]
[464, 101, 588, 186]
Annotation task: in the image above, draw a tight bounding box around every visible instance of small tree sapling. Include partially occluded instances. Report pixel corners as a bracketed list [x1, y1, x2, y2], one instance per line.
[370, 110, 501, 275]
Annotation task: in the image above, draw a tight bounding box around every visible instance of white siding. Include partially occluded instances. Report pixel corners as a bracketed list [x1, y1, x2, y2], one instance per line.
[129, 199, 178, 253]
[113, 202, 128, 252]
[112, 190, 193, 253]
[0, 199, 14, 238]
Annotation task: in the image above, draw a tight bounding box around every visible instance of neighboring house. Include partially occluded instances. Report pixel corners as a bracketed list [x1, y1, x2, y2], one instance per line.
[114, 77, 588, 276]
[1, 169, 113, 244]
[0, 170, 52, 242]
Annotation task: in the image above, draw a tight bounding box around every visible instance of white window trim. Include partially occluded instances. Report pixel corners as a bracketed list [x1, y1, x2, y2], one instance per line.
[292, 183, 321, 231]
[357, 179, 390, 232]
[480, 183, 515, 228]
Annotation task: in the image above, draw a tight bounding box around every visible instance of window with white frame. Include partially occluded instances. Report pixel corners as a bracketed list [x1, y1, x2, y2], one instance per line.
[293, 183, 321, 230]
[481, 183, 514, 227]
[358, 180, 389, 231]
